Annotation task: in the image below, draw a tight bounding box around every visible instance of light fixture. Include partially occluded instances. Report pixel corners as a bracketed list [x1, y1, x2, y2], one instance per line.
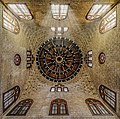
[8, 4, 32, 20]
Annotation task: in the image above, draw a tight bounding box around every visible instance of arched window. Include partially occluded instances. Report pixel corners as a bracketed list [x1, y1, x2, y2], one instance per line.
[26, 50, 34, 69]
[49, 98, 69, 115]
[51, 27, 68, 36]
[7, 4, 32, 20]
[50, 84, 69, 92]
[3, 86, 20, 113]
[99, 7, 117, 33]
[84, 50, 92, 68]
[3, 9, 20, 34]
[7, 99, 33, 116]
[99, 85, 116, 111]
[51, 4, 69, 20]
[85, 98, 112, 115]
[86, 4, 113, 20]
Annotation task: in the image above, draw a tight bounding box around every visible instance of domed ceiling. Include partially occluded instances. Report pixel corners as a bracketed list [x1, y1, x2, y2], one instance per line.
[2, 0, 118, 97]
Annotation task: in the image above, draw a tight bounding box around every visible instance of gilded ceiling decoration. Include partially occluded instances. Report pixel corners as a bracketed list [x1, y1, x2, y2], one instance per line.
[36, 37, 83, 82]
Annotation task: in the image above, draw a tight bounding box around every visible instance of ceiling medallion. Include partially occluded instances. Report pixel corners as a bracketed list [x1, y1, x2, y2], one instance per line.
[14, 54, 21, 66]
[98, 52, 106, 64]
[36, 37, 83, 82]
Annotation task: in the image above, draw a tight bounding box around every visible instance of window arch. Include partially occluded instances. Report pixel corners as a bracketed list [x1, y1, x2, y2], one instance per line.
[49, 98, 69, 115]
[99, 85, 116, 111]
[51, 27, 68, 36]
[7, 4, 33, 20]
[3, 9, 20, 34]
[26, 50, 34, 69]
[51, 4, 69, 20]
[86, 4, 113, 20]
[85, 98, 112, 115]
[99, 7, 117, 33]
[50, 84, 69, 92]
[7, 99, 33, 116]
[84, 50, 92, 68]
[3, 85, 20, 113]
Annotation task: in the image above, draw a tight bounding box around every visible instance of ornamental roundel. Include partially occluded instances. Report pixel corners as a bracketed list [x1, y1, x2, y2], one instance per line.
[36, 37, 83, 82]
[14, 54, 21, 66]
[98, 52, 106, 64]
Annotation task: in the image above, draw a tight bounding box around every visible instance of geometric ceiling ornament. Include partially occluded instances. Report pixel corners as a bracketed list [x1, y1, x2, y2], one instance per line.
[14, 54, 21, 66]
[98, 52, 106, 64]
[36, 37, 83, 82]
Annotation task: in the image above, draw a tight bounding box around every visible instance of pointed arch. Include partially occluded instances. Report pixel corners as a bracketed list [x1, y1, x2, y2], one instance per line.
[49, 98, 69, 115]
[3, 85, 20, 112]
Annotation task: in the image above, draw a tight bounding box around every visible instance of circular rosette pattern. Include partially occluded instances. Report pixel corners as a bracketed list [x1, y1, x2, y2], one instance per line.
[36, 37, 83, 82]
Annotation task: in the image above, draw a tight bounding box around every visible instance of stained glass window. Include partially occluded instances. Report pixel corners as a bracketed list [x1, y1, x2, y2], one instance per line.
[7, 99, 33, 116]
[3, 9, 20, 33]
[85, 98, 112, 115]
[49, 98, 69, 115]
[52, 104, 58, 114]
[99, 85, 116, 111]
[3, 86, 20, 112]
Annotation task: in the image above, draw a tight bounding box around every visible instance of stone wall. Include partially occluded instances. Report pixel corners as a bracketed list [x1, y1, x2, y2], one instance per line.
[88, 2, 120, 118]
[0, 2, 29, 116]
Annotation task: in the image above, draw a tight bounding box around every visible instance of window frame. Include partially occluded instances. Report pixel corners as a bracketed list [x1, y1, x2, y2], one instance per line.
[51, 4, 69, 20]
[3, 86, 20, 113]
[84, 50, 93, 68]
[49, 98, 69, 115]
[2, 8, 20, 34]
[86, 3, 114, 20]
[50, 84, 69, 92]
[99, 85, 117, 112]
[99, 6, 117, 34]
[7, 99, 33, 116]
[7, 3, 33, 20]
[85, 98, 112, 116]
[51, 27, 68, 36]
[26, 50, 34, 69]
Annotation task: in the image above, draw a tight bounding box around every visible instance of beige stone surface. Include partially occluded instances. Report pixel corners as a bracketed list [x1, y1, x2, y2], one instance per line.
[0, 0, 120, 119]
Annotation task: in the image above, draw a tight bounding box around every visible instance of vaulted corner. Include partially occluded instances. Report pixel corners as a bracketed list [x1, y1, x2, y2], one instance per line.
[0, 0, 120, 119]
